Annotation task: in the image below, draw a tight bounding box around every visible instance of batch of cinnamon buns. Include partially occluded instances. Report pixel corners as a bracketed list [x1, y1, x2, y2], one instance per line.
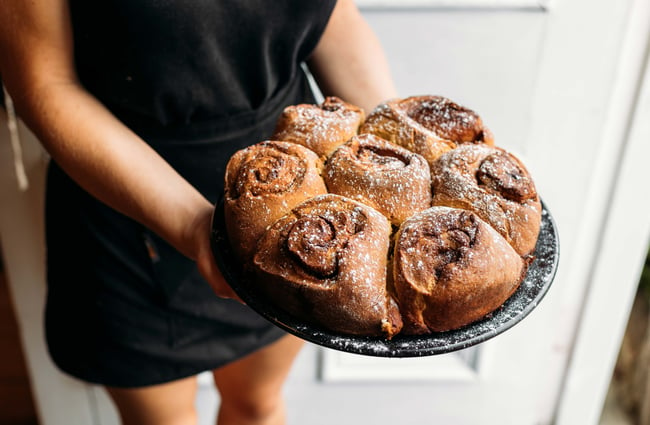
[222, 95, 542, 340]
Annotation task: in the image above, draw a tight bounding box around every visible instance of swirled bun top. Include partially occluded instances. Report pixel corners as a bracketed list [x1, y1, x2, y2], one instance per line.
[272, 96, 365, 158]
[224, 140, 327, 262]
[324, 133, 432, 225]
[393, 206, 527, 333]
[430, 144, 542, 256]
[253, 194, 402, 338]
[359, 95, 494, 167]
[401, 95, 493, 145]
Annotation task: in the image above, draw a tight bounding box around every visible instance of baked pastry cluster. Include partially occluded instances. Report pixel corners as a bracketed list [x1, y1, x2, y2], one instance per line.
[223, 95, 541, 339]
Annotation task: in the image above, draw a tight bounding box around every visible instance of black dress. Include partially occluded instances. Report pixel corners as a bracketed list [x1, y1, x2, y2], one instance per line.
[44, 0, 337, 388]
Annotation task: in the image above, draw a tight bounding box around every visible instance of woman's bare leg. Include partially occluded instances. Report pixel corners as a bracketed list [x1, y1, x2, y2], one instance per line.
[212, 334, 304, 425]
[106, 375, 198, 425]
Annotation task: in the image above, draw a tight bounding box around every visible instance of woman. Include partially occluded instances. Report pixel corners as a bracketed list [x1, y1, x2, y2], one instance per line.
[0, 1, 397, 424]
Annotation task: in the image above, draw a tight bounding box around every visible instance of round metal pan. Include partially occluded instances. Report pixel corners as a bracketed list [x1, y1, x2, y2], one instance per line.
[211, 200, 559, 357]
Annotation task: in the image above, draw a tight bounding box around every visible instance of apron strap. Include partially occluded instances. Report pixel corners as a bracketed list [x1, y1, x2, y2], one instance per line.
[3, 85, 29, 191]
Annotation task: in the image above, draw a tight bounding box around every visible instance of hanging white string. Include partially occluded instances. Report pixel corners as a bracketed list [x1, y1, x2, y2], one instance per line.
[2, 85, 29, 191]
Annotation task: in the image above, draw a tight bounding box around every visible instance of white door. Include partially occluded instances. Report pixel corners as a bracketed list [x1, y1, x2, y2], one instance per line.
[284, 1, 650, 424]
[1, 0, 649, 424]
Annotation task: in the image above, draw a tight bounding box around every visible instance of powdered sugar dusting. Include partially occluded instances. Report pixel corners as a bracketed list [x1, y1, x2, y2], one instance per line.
[212, 199, 558, 356]
[273, 97, 364, 158]
[215, 95, 558, 355]
[252, 194, 400, 337]
[405, 96, 485, 143]
[324, 134, 432, 225]
[431, 144, 541, 256]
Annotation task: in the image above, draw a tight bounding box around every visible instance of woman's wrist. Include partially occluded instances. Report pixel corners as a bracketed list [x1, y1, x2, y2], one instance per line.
[175, 198, 214, 261]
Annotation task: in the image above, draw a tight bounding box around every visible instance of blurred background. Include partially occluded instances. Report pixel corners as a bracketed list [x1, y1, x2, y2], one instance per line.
[1, 0, 650, 424]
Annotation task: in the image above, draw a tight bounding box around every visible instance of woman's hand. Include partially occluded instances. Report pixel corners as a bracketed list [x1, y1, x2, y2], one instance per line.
[189, 204, 241, 301]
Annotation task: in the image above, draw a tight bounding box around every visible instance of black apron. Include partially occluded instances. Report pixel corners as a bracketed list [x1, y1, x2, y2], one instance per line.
[45, 1, 336, 387]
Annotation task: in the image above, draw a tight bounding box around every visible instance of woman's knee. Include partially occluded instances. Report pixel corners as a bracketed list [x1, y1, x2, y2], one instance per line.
[106, 375, 198, 425]
[212, 335, 303, 424]
[218, 392, 285, 424]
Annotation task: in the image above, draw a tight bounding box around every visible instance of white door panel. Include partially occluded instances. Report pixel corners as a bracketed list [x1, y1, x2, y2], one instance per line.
[371, 10, 546, 153]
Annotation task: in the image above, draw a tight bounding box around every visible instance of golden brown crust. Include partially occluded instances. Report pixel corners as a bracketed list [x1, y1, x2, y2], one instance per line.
[392, 206, 527, 333]
[252, 194, 403, 338]
[430, 144, 542, 257]
[222, 95, 543, 339]
[224, 141, 327, 262]
[272, 96, 365, 159]
[324, 134, 432, 226]
[359, 95, 494, 167]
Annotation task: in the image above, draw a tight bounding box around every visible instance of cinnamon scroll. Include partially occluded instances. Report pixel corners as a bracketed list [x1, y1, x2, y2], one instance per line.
[253, 194, 403, 339]
[324, 134, 432, 226]
[272, 96, 365, 159]
[359, 95, 494, 168]
[430, 144, 542, 256]
[224, 141, 327, 262]
[393, 207, 527, 333]
[217, 94, 548, 340]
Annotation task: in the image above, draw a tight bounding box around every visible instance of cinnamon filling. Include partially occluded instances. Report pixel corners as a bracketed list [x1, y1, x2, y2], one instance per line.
[287, 217, 338, 277]
[405, 96, 485, 143]
[476, 152, 537, 202]
[286, 208, 367, 278]
[321, 96, 346, 113]
[356, 145, 407, 169]
[231, 147, 305, 198]
[399, 211, 478, 292]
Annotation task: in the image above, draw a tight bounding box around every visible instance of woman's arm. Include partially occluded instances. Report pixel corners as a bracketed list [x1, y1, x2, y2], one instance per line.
[308, 0, 398, 113]
[0, 1, 235, 298]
